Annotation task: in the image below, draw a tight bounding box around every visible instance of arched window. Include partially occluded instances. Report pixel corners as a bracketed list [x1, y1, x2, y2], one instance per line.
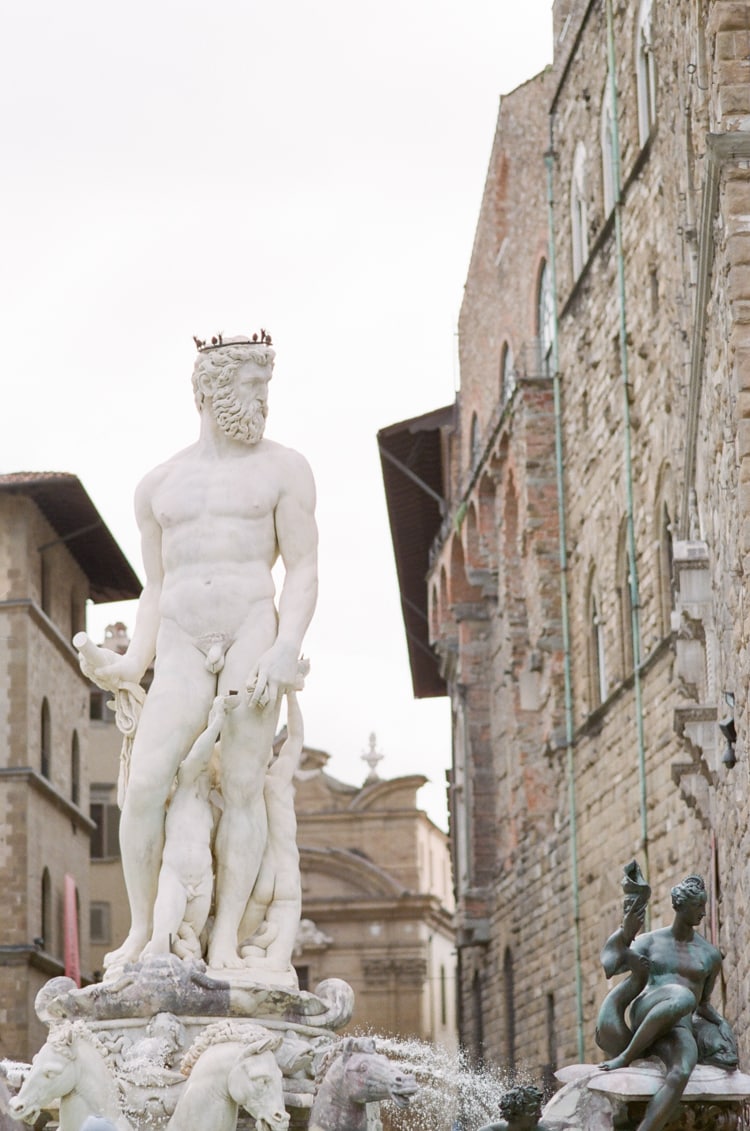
[588, 587, 608, 708]
[470, 412, 481, 468]
[659, 502, 674, 634]
[636, 0, 657, 146]
[617, 523, 634, 678]
[41, 699, 51, 779]
[71, 731, 80, 806]
[41, 867, 51, 950]
[500, 342, 516, 404]
[570, 141, 589, 278]
[601, 76, 616, 215]
[537, 261, 554, 376]
[503, 947, 516, 1069]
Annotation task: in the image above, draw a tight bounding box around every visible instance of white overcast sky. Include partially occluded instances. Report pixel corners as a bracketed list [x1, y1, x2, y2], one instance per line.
[2, 2, 553, 828]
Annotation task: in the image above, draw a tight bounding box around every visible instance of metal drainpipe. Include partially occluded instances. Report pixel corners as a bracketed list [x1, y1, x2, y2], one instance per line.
[606, 0, 650, 887]
[545, 124, 585, 1063]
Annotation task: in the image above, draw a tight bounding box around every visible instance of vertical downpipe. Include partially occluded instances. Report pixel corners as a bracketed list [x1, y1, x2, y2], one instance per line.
[606, 0, 650, 883]
[545, 124, 585, 1062]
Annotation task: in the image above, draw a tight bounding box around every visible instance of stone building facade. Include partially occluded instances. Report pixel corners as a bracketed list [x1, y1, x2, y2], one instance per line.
[0, 473, 139, 1058]
[380, 0, 750, 1081]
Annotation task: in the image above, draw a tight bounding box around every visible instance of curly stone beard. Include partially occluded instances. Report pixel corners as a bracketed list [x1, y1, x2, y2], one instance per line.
[211, 384, 268, 444]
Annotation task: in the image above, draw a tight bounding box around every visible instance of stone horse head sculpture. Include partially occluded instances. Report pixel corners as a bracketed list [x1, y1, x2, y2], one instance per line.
[167, 1021, 289, 1131]
[8, 1021, 133, 1131]
[309, 1037, 418, 1131]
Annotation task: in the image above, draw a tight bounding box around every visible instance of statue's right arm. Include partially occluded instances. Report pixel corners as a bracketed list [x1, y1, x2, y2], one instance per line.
[86, 471, 164, 689]
[601, 927, 649, 978]
[121, 474, 164, 675]
[600, 927, 633, 978]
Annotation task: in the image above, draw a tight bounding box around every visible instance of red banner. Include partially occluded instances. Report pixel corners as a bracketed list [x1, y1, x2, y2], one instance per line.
[64, 874, 81, 987]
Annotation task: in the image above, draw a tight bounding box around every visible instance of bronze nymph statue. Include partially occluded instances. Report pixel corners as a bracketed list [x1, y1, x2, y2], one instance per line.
[596, 862, 738, 1131]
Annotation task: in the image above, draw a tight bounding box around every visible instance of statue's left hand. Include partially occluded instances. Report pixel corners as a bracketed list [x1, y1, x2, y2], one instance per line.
[247, 640, 300, 709]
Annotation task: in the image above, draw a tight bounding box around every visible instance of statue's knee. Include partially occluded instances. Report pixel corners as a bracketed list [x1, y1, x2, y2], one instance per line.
[665, 1065, 691, 1090]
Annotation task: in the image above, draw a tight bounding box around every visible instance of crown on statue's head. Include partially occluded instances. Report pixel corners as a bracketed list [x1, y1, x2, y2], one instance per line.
[193, 330, 273, 352]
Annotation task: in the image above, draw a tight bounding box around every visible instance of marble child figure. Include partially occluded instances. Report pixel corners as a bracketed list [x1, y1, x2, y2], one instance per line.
[78, 333, 318, 971]
[597, 868, 738, 1131]
[143, 694, 242, 960]
[239, 686, 305, 972]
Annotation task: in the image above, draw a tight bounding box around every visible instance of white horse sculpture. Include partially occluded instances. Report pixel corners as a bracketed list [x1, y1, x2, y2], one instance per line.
[8, 1021, 133, 1131]
[309, 1037, 418, 1131]
[167, 1021, 289, 1131]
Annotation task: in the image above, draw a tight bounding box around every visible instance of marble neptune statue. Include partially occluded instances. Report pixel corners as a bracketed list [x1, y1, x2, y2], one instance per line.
[76, 333, 318, 975]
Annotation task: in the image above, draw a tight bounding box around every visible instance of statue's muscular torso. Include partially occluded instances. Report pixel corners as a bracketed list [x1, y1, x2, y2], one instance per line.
[140, 437, 294, 642]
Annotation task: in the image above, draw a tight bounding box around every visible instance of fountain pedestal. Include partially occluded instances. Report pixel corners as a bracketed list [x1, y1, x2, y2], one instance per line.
[545, 1061, 750, 1131]
[8, 959, 355, 1130]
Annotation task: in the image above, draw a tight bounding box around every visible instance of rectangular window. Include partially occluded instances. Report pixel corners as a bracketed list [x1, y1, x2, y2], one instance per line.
[90, 786, 120, 859]
[90, 902, 111, 945]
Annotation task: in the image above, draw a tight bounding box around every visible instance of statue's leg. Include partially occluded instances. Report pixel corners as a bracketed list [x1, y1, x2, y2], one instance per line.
[596, 981, 637, 1056]
[209, 627, 281, 968]
[636, 1027, 698, 1131]
[208, 708, 278, 967]
[238, 849, 275, 950]
[600, 986, 695, 1070]
[106, 629, 215, 967]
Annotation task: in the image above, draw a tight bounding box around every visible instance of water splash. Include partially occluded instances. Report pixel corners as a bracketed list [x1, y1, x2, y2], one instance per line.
[357, 1034, 522, 1131]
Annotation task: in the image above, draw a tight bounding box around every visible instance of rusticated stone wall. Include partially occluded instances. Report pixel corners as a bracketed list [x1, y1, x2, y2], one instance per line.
[425, 0, 750, 1079]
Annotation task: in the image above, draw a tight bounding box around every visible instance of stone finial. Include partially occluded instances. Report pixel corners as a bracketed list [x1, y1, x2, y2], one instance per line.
[361, 732, 384, 783]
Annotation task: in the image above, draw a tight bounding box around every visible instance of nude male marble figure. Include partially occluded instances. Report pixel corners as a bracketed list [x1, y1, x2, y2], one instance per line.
[78, 334, 318, 971]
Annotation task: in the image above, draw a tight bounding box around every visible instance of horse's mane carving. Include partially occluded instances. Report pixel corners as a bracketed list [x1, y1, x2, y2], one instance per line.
[180, 1021, 281, 1075]
[314, 1037, 374, 1085]
[47, 1021, 112, 1061]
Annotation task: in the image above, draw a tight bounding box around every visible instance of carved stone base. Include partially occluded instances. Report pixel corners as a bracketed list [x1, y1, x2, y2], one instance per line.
[6, 958, 357, 1131]
[545, 1062, 750, 1131]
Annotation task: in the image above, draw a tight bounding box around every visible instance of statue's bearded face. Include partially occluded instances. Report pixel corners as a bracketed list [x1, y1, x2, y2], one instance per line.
[211, 358, 271, 444]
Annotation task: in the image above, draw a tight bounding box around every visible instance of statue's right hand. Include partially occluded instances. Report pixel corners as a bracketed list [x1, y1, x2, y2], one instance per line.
[73, 633, 143, 692]
[622, 904, 646, 944]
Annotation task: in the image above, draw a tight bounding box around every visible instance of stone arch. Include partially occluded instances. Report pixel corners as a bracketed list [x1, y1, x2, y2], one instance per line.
[464, 501, 482, 573]
[448, 534, 482, 607]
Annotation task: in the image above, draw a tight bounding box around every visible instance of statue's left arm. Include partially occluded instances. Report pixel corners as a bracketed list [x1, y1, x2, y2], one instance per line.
[248, 450, 318, 707]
